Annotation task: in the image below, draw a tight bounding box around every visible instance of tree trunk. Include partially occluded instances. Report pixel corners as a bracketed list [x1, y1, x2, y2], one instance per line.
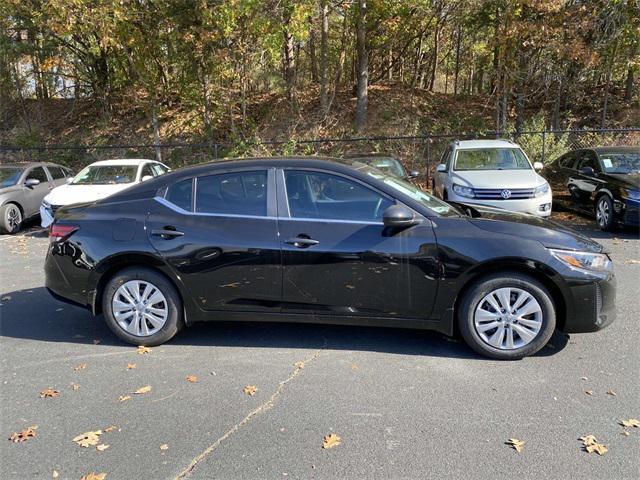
[282, 14, 297, 109]
[387, 46, 393, 82]
[327, 11, 349, 114]
[428, 23, 440, 92]
[454, 25, 462, 96]
[319, 0, 329, 113]
[354, 0, 368, 132]
[624, 66, 635, 101]
[151, 103, 162, 163]
[309, 26, 318, 83]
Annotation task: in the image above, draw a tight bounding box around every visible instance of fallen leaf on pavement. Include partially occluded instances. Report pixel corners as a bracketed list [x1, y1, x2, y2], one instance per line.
[52, 470, 59, 478]
[586, 443, 608, 455]
[80, 473, 106, 480]
[127, 364, 136, 370]
[294, 361, 305, 369]
[104, 425, 118, 433]
[351, 364, 359, 370]
[40, 388, 60, 398]
[620, 418, 639, 428]
[9, 426, 37, 443]
[580, 377, 588, 381]
[622, 431, 630, 436]
[74, 363, 88, 371]
[118, 395, 131, 402]
[243, 385, 257, 395]
[579, 435, 598, 446]
[134, 386, 152, 395]
[322, 433, 341, 449]
[186, 375, 198, 383]
[73, 430, 102, 448]
[624, 259, 640, 264]
[506, 438, 525, 453]
[137, 346, 151, 355]
[160, 444, 169, 450]
[71, 383, 80, 390]
[585, 390, 593, 396]
[96, 444, 109, 451]
[606, 390, 617, 396]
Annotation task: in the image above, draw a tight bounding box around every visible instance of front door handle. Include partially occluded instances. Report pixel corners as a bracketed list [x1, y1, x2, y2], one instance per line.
[152, 228, 184, 239]
[285, 237, 319, 248]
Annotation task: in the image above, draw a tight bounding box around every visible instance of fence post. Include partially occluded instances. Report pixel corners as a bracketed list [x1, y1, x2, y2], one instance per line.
[214, 143, 219, 159]
[541, 130, 546, 163]
[426, 136, 431, 185]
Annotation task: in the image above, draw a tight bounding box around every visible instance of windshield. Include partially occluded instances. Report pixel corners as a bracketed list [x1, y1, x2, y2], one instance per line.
[454, 148, 531, 171]
[351, 162, 459, 217]
[0, 167, 24, 188]
[72, 165, 138, 185]
[599, 152, 640, 174]
[360, 157, 406, 178]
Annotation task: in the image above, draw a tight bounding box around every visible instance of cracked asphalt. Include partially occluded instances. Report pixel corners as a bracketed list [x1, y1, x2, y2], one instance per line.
[1, 217, 639, 480]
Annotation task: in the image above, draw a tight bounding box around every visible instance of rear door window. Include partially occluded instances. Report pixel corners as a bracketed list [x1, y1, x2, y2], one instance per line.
[195, 170, 267, 216]
[48, 166, 66, 180]
[165, 178, 194, 211]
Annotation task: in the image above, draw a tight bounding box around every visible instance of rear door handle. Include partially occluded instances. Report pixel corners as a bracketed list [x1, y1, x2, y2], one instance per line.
[152, 228, 184, 239]
[285, 237, 319, 248]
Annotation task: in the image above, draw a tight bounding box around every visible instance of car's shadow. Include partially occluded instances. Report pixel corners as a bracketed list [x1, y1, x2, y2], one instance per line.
[0, 286, 567, 360]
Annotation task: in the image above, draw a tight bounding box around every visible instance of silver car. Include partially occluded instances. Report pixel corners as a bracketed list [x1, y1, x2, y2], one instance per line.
[0, 162, 73, 234]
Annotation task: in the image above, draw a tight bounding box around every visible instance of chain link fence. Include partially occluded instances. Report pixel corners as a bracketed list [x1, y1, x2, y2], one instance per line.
[1, 128, 638, 187]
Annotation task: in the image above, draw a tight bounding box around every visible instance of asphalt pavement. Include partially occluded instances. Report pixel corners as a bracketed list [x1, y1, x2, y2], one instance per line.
[0, 217, 639, 480]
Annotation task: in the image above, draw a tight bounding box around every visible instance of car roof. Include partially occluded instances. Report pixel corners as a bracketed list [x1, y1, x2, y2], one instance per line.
[89, 159, 155, 166]
[342, 152, 399, 159]
[454, 139, 519, 149]
[590, 146, 639, 154]
[0, 162, 64, 168]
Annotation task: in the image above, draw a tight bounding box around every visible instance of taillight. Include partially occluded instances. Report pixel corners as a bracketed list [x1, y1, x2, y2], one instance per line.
[49, 224, 78, 241]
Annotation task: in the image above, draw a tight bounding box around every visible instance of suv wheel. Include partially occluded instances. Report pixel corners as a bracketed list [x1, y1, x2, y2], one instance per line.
[595, 195, 614, 231]
[0, 203, 23, 234]
[458, 273, 556, 359]
[102, 267, 183, 346]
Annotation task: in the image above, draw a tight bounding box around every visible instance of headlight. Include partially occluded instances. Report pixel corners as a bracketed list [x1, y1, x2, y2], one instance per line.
[622, 188, 640, 201]
[42, 200, 50, 209]
[452, 184, 475, 198]
[549, 249, 612, 273]
[534, 182, 550, 197]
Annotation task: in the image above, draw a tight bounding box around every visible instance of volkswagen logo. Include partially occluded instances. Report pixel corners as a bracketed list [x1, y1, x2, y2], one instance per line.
[500, 189, 512, 199]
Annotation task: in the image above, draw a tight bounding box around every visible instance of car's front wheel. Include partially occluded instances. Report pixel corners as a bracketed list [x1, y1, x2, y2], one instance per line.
[458, 273, 556, 359]
[0, 203, 23, 234]
[102, 267, 183, 346]
[595, 195, 614, 231]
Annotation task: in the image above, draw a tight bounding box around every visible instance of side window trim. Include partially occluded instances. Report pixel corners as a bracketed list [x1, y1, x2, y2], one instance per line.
[276, 167, 393, 224]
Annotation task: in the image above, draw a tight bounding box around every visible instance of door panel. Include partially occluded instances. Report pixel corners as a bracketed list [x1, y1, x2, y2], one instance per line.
[23, 166, 51, 216]
[571, 151, 602, 211]
[278, 168, 439, 319]
[147, 171, 281, 312]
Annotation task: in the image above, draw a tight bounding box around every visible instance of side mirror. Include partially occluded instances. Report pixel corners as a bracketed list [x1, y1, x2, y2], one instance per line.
[66, 177, 74, 184]
[25, 178, 40, 187]
[436, 164, 447, 173]
[408, 170, 420, 179]
[533, 161, 544, 170]
[579, 166, 595, 176]
[141, 175, 154, 182]
[383, 205, 419, 228]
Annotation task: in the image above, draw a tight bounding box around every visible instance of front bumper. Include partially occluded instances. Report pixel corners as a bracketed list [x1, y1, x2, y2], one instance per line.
[40, 204, 54, 227]
[562, 273, 616, 333]
[447, 191, 552, 217]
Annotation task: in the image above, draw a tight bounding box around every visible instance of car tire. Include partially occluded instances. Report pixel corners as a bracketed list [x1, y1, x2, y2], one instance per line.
[458, 272, 556, 360]
[595, 195, 615, 231]
[0, 203, 23, 234]
[102, 267, 184, 346]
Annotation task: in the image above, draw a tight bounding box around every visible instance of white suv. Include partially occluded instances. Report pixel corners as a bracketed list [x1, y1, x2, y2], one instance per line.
[433, 139, 552, 217]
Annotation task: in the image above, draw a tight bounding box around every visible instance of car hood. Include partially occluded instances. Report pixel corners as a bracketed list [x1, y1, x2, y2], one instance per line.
[451, 169, 546, 189]
[451, 202, 603, 253]
[44, 183, 133, 206]
[605, 172, 640, 189]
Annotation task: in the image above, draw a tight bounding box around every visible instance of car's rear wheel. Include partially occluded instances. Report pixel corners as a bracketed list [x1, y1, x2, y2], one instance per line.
[595, 195, 614, 231]
[0, 203, 23, 234]
[458, 273, 556, 359]
[102, 267, 183, 346]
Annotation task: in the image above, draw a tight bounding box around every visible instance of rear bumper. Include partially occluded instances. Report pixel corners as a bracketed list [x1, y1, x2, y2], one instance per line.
[44, 243, 92, 308]
[562, 274, 616, 333]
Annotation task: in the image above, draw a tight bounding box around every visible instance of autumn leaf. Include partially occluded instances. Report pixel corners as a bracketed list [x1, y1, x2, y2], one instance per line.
[40, 388, 60, 398]
[160, 444, 169, 450]
[9, 426, 37, 443]
[71, 383, 80, 390]
[606, 390, 617, 396]
[506, 438, 525, 453]
[579, 435, 598, 446]
[126, 364, 136, 370]
[73, 430, 102, 448]
[186, 375, 198, 383]
[52, 470, 59, 479]
[96, 444, 110, 451]
[620, 418, 640, 428]
[80, 473, 107, 480]
[134, 386, 152, 395]
[585, 390, 593, 396]
[624, 259, 640, 264]
[243, 385, 257, 395]
[586, 443, 608, 455]
[137, 346, 151, 355]
[118, 395, 131, 402]
[351, 364, 359, 370]
[294, 361, 305, 369]
[104, 425, 118, 433]
[74, 363, 88, 371]
[322, 433, 341, 449]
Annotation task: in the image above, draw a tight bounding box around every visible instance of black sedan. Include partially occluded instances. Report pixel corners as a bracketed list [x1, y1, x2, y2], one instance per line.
[543, 146, 640, 230]
[45, 157, 615, 359]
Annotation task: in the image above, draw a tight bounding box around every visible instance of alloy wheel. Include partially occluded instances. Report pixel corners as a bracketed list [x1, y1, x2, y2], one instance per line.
[112, 280, 168, 336]
[596, 198, 609, 227]
[474, 287, 543, 350]
[6, 205, 22, 231]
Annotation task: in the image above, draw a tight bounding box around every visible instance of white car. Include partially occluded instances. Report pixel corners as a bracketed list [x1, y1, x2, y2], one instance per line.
[41, 159, 170, 227]
[433, 139, 552, 217]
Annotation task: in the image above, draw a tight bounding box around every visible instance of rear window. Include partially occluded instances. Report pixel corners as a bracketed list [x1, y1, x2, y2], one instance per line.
[48, 166, 66, 179]
[165, 178, 193, 211]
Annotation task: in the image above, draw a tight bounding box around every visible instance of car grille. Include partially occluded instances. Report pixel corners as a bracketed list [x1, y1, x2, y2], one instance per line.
[472, 188, 536, 200]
